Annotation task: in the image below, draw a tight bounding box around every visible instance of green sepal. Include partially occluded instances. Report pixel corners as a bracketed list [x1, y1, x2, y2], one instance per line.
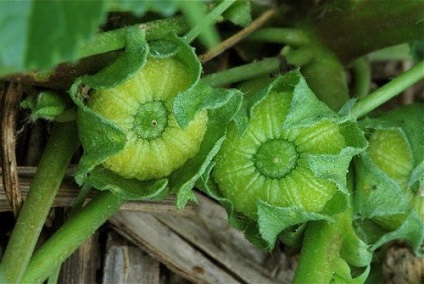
[173, 89, 244, 208]
[257, 201, 332, 250]
[70, 79, 126, 185]
[149, 39, 181, 59]
[197, 161, 269, 249]
[370, 210, 424, 256]
[168, 33, 201, 84]
[84, 166, 168, 201]
[354, 154, 410, 219]
[171, 126, 226, 208]
[80, 26, 148, 89]
[173, 82, 245, 132]
[331, 258, 370, 284]
[278, 223, 307, 248]
[354, 104, 424, 255]
[409, 161, 424, 197]
[355, 210, 424, 257]
[360, 104, 423, 171]
[20, 91, 75, 122]
[340, 222, 373, 268]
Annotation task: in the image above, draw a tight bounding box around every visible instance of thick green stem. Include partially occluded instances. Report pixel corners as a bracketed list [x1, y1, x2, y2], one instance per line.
[182, 0, 235, 47]
[201, 57, 281, 87]
[350, 57, 371, 99]
[352, 61, 424, 118]
[293, 213, 347, 283]
[248, 27, 310, 47]
[46, 183, 92, 283]
[0, 122, 79, 284]
[21, 191, 124, 283]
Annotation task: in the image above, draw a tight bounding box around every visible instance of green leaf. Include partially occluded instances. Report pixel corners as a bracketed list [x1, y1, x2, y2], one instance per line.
[222, 0, 252, 27]
[0, 1, 106, 76]
[81, 27, 148, 89]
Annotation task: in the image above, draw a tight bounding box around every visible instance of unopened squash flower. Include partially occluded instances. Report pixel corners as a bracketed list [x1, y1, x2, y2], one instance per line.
[71, 33, 243, 204]
[202, 71, 367, 247]
[70, 34, 215, 201]
[354, 103, 424, 255]
[86, 57, 208, 181]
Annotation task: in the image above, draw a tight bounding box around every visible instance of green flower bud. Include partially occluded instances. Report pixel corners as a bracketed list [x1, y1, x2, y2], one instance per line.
[85, 57, 208, 181]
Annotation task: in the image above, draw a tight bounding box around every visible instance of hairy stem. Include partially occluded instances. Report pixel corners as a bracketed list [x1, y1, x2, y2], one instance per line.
[79, 16, 190, 59]
[248, 27, 310, 47]
[350, 57, 371, 99]
[0, 122, 79, 283]
[352, 60, 424, 118]
[293, 213, 346, 283]
[21, 191, 124, 283]
[201, 57, 281, 87]
[182, 0, 235, 47]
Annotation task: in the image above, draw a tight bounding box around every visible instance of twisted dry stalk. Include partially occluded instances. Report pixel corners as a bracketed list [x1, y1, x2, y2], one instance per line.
[0, 82, 23, 218]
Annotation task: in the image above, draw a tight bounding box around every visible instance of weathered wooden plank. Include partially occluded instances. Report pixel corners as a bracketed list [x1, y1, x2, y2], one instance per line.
[103, 231, 161, 284]
[109, 210, 241, 284]
[110, 195, 296, 283]
[59, 231, 100, 284]
[154, 194, 292, 284]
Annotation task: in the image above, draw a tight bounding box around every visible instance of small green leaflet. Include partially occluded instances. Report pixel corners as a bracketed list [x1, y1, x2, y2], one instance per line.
[0, 0, 106, 76]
